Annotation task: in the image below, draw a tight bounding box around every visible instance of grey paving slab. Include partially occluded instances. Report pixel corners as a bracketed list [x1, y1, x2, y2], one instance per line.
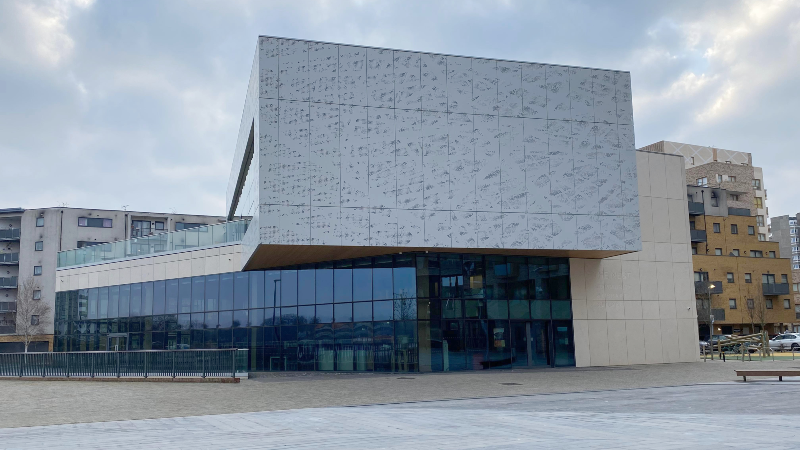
[1, 383, 799, 449]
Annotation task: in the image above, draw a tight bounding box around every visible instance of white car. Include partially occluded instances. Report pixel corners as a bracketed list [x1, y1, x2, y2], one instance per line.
[768, 333, 800, 351]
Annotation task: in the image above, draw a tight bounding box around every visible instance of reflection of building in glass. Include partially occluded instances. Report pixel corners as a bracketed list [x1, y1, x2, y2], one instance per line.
[54, 37, 699, 371]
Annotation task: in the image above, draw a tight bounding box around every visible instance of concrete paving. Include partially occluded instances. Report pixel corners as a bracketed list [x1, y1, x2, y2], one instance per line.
[2, 359, 800, 429]
[0, 382, 798, 449]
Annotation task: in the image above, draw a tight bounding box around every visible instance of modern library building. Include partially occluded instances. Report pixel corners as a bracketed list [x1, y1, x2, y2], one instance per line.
[54, 37, 700, 372]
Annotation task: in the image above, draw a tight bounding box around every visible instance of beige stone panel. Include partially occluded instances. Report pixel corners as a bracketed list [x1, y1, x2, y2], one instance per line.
[165, 260, 179, 280]
[219, 245, 235, 255]
[572, 299, 588, 320]
[205, 255, 221, 275]
[675, 299, 695, 319]
[573, 320, 590, 367]
[624, 301, 643, 320]
[140, 264, 154, 283]
[639, 196, 654, 243]
[651, 197, 671, 243]
[118, 267, 130, 285]
[642, 319, 664, 363]
[587, 300, 607, 320]
[638, 261, 659, 300]
[69, 274, 80, 290]
[232, 251, 242, 271]
[668, 198, 689, 244]
[584, 259, 605, 301]
[671, 243, 689, 263]
[56, 275, 66, 292]
[677, 318, 700, 362]
[205, 247, 221, 257]
[654, 242, 672, 262]
[665, 155, 685, 200]
[621, 260, 642, 301]
[220, 254, 234, 273]
[78, 273, 89, 289]
[107, 268, 119, 287]
[641, 300, 660, 319]
[153, 262, 166, 281]
[191, 256, 205, 277]
[648, 152, 667, 199]
[606, 301, 625, 320]
[588, 320, 610, 366]
[602, 259, 623, 301]
[636, 152, 651, 197]
[88, 271, 99, 288]
[97, 270, 109, 288]
[118, 260, 132, 269]
[620, 250, 638, 261]
[659, 300, 677, 319]
[660, 318, 680, 363]
[672, 262, 694, 301]
[639, 241, 656, 262]
[607, 321, 629, 366]
[655, 262, 675, 300]
[569, 259, 587, 300]
[178, 259, 192, 278]
[130, 265, 142, 284]
[624, 320, 646, 364]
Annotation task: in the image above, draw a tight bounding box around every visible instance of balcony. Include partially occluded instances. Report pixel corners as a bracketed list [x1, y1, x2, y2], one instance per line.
[688, 202, 705, 215]
[0, 277, 17, 289]
[0, 302, 15, 312]
[690, 229, 707, 243]
[0, 325, 15, 335]
[695, 281, 723, 295]
[728, 207, 751, 217]
[763, 283, 790, 296]
[0, 252, 19, 265]
[0, 229, 20, 241]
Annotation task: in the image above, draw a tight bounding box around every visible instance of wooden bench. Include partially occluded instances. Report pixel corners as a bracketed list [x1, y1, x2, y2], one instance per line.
[736, 370, 800, 382]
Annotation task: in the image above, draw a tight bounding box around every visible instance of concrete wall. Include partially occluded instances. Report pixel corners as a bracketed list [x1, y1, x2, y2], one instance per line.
[571, 151, 699, 366]
[229, 37, 641, 260]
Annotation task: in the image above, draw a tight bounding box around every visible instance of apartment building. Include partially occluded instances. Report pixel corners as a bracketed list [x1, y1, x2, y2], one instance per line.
[0, 207, 223, 352]
[687, 186, 794, 337]
[770, 214, 800, 330]
[640, 141, 769, 239]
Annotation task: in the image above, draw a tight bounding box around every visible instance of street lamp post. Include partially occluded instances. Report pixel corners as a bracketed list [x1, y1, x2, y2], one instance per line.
[708, 283, 716, 361]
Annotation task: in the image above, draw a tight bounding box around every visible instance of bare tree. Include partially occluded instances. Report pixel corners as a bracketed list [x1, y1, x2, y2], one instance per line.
[15, 277, 51, 352]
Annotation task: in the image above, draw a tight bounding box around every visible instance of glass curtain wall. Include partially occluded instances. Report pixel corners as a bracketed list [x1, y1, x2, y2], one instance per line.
[54, 253, 574, 372]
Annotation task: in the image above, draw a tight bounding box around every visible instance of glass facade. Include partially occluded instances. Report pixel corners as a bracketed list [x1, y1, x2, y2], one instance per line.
[54, 253, 574, 372]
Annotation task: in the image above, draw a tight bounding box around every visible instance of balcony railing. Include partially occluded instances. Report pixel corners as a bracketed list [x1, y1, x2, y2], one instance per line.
[0, 302, 16, 312]
[695, 281, 723, 295]
[0, 229, 20, 241]
[763, 283, 790, 296]
[0, 349, 248, 379]
[690, 229, 707, 242]
[0, 325, 15, 335]
[728, 207, 751, 217]
[57, 219, 249, 268]
[688, 202, 705, 215]
[0, 252, 19, 265]
[0, 277, 17, 289]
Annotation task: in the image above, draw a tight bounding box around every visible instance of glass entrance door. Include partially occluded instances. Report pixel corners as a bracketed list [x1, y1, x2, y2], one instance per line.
[511, 321, 551, 367]
[107, 334, 128, 351]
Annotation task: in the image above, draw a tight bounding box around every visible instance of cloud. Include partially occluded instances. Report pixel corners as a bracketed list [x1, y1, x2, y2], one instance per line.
[0, 0, 798, 220]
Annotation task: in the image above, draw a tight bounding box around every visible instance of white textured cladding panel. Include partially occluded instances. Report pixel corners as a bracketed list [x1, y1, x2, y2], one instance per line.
[247, 36, 640, 251]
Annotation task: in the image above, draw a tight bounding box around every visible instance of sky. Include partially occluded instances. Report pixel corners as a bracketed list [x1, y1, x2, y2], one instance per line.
[1, 0, 799, 219]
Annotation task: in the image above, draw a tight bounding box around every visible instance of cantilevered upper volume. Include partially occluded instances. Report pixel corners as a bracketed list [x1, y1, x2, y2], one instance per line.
[227, 36, 640, 269]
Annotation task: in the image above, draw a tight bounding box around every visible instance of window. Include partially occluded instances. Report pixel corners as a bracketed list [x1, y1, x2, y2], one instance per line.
[748, 226, 755, 235]
[763, 274, 776, 284]
[757, 216, 765, 227]
[715, 248, 723, 256]
[175, 222, 206, 231]
[35, 217, 44, 227]
[732, 249, 740, 256]
[33, 290, 41, 300]
[697, 177, 708, 187]
[716, 174, 723, 183]
[753, 179, 761, 190]
[793, 283, 799, 293]
[155, 221, 165, 231]
[694, 272, 709, 282]
[766, 299, 773, 309]
[689, 220, 696, 230]
[769, 251, 776, 258]
[751, 250, 763, 258]
[711, 192, 719, 207]
[728, 176, 737, 182]
[754, 197, 763, 209]
[33, 265, 42, 276]
[759, 234, 766, 242]
[782, 274, 789, 284]
[729, 194, 739, 201]
[713, 223, 721, 233]
[727, 272, 734, 283]
[795, 264, 800, 270]
[692, 246, 698, 255]
[731, 224, 738, 234]
[691, 157, 695, 165]
[785, 299, 792, 309]
[131, 220, 151, 238]
[77, 241, 107, 248]
[747, 299, 754, 309]
[78, 217, 112, 228]
[729, 299, 737, 309]
[30, 315, 39, 326]
[745, 273, 752, 283]
[34, 241, 43, 251]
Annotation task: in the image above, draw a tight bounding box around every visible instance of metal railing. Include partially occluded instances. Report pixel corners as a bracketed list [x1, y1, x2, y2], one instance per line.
[57, 219, 249, 268]
[0, 301, 16, 312]
[695, 281, 723, 294]
[0, 252, 19, 264]
[690, 229, 707, 242]
[728, 207, 751, 217]
[688, 202, 705, 215]
[763, 283, 790, 296]
[0, 277, 17, 289]
[0, 349, 248, 379]
[0, 325, 15, 334]
[0, 229, 20, 240]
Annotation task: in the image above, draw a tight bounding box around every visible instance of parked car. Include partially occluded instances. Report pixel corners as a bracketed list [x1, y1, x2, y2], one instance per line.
[768, 333, 800, 351]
